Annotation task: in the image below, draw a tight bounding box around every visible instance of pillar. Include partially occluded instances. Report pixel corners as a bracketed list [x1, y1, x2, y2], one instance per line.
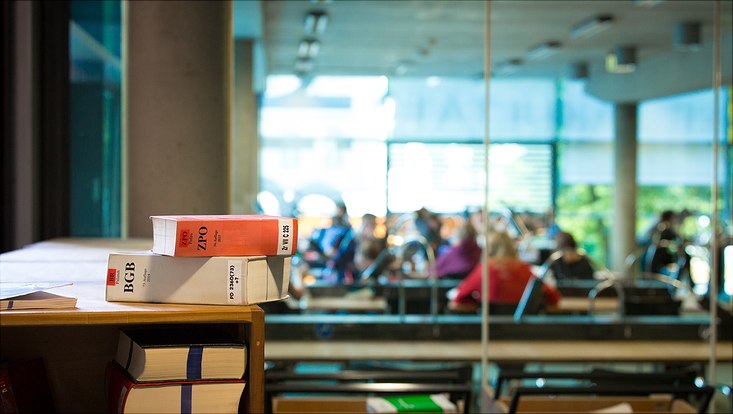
[231, 39, 259, 214]
[611, 102, 638, 272]
[125, 0, 232, 237]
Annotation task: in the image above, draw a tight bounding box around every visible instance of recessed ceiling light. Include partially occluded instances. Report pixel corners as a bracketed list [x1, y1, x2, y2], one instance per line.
[570, 15, 614, 39]
[304, 10, 329, 35]
[527, 41, 561, 61]
[298, 38, 320, 59]
[493, 59, 523, 76]
[631, 0, 665, 9]
[294, 58, 314, 74]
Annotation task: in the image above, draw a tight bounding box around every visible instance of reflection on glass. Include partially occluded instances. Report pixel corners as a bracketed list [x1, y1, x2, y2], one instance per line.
[70, 0, 122, 236]
[255, 1, 731, 318]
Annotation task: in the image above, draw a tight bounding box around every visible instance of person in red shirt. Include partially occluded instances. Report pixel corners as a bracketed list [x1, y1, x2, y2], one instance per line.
[448, 231, 560, 313]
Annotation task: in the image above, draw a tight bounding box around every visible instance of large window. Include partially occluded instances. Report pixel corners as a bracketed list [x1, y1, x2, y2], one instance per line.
[261, 74, 730, 267]
[260, 75, 557, 218]
[260, 76, 390, 218]
[387, 142, 552, 214]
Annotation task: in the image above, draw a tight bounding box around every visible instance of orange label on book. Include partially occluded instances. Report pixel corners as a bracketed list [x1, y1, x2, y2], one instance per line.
[178, 229, 190, 247]
[151, 215, 299, 257]
[107, 269, 116, 286]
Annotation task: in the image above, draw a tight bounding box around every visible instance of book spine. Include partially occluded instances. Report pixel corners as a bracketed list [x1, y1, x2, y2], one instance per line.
[105, 362, 132, 414]
[105, 253, 290, 305]
[155, 217, 297, 257]
[105, 361, 246, 413]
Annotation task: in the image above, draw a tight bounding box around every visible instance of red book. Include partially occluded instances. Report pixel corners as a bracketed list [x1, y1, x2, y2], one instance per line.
[150, 215, 298, 257]
[105, 361, 246, 414]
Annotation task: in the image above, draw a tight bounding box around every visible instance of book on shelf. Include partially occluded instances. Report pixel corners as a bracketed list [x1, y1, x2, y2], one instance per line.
[105, 251, 291, 305]
[105, 361, 245, 414]
[115, 327, 246, 382]
[0, 282, 77, 310]
[150, 214, 298, 257]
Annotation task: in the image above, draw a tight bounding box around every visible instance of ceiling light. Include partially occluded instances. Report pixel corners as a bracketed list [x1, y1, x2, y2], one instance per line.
[294, 58, 314, 74]
[631, 0, 664, 8]
[674, 22, 702, 51]
[298, 38, 320, 59]
[391, 59, 415, 76]
[570, 15, 614, 39]
[605, 46, 637, 74]
[304, 10, 329, 35]
[493, 59, 523, 76]
[526, 41, 561, 61]
[394, 62, 410, 76]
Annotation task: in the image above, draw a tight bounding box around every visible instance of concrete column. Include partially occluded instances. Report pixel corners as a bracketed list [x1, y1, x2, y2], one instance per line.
[231, 39, 259, 214]
[11, 1, 38, 248]
[611, 103, 638, 272]
[125, 1, 232, 237]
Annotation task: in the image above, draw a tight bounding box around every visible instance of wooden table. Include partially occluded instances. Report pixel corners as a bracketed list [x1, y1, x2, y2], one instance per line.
[265, 339, 733, 364]
[0, 238, 265, 413]
[548, 296, 619, 314]
[302, 296, 388, 313]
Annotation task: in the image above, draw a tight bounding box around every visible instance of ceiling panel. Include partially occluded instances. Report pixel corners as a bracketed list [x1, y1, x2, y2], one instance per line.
[258, 0, 732, 82]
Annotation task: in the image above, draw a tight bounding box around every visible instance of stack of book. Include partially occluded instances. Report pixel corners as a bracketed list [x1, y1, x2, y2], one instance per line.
[105, 327, 248, 413]
[103, 214, 297, 413]
[105, 214, 298, 306]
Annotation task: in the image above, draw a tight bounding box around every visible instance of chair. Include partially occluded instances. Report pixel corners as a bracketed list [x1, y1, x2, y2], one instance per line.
[506, 384, 714, 414]
[492, 367, 714, 414]
[493, 367, 701, 399]
[513, 277, 545, 321]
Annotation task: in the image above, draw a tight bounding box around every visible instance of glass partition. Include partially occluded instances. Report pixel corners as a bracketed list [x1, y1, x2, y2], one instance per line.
[69, 0, 122, 237]
[254, 0, 732, 314]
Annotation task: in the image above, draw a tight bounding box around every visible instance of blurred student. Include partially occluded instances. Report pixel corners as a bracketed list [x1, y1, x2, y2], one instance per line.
[641, 210, 684, 274]
[303, 200, 357, 283]
[546, 231, 596, 281]
[354, 213, 389, 276]
[432, 220, 481, 280]
[415, 207, 448, 257]
[448, 231, 560, 313]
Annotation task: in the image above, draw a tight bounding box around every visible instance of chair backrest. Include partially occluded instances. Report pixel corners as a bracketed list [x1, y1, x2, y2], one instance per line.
[493, 366, 714, 414]
[513, 277, 544, 321]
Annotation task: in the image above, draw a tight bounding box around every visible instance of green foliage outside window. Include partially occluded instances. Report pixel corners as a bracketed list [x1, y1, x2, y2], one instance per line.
[637, 186, 712, 241]
[555, 184, 612, 268]
[557, 184, 713, 269]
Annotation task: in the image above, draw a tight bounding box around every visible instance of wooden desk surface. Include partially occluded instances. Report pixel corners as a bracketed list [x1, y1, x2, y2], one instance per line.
[265, 340, 733, 364]
[0, 238, 260, 326]
[0, 238, 265, 413]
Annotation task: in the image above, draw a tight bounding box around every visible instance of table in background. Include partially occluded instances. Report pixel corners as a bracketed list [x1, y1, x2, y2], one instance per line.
[265, 339, 733, 364]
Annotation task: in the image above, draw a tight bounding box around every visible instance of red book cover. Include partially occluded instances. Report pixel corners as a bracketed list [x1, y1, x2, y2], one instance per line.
[105, 362, 246, 414]
[150, 215, 298, 257]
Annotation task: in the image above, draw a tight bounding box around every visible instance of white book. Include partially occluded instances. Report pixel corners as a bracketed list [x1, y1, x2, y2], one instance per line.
[105, 251, 290, 305]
